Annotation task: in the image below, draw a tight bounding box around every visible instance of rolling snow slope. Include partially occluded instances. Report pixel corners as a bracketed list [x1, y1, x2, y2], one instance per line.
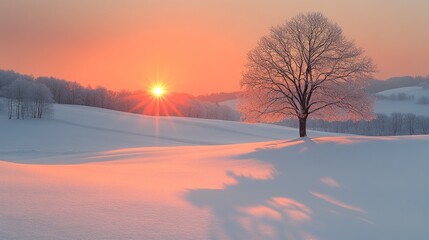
[0, 103, 328, 162]
[375, 86, 429, 116]
[1, 103, 428, 240]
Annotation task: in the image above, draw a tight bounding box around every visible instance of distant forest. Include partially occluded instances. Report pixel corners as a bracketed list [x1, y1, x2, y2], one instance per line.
[0, 69, 240, 121]
[280, 113, 429, 136]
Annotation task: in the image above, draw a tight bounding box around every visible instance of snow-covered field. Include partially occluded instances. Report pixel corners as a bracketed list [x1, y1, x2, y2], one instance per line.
[0, 104, 327, 163]
[1, 104, 428, 239]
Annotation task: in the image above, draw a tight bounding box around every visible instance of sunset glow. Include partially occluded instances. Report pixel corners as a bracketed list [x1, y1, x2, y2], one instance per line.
[151, 85, 165, 98]
[0, 1, 427, 94]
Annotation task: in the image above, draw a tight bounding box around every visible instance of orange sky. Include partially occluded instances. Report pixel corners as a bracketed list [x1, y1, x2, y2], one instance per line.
[1, 0, 428, 94]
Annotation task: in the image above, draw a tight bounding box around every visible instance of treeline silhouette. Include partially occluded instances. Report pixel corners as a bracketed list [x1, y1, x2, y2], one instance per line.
[376, 92, 429, 105]
[196, 91, 240, 103]
[0, 69, 239, 121]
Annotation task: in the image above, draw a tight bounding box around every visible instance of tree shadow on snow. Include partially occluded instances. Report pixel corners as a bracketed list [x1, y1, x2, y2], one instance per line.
[185, 136, 426, 240]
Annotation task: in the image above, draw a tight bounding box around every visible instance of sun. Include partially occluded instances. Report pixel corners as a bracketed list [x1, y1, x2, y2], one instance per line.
[151, 85, 165, 97]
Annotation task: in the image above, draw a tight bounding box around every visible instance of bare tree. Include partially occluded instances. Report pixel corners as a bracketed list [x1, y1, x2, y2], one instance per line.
[239, 12, 376, 137]
[1, 79, 53, 119]
[28, 82, 54, 118]
[2, 78, 29, 119]
[36, 77, 70, 104]
[376, 113, 389, 136]
[404, 113, 416, 135]
[417, 116, 429, 134]
[2, 90, 14, 119]
[391, 112, 403, 135]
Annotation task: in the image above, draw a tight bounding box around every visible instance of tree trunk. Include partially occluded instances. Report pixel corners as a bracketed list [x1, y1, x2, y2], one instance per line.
[299, 116, 307, 137]
[8, 99, 12, 119]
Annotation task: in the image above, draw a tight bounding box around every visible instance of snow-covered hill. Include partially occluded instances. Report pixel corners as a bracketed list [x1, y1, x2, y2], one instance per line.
[375, 86, 429, 116]
[1, 103, 428, 240]
[220, 99, 239, 110]
[221, 86, 429, 117]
